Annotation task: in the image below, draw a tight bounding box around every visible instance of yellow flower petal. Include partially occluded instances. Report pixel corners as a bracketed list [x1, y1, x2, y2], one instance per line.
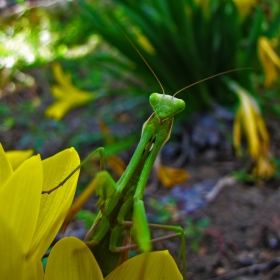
[233, 109, 242, 156]
[44, 237, 103, 280]
[156, 165, 189, 188]
[23, 256, 44, 280]
[49, 84, 68, 99]
[45, 88, 95, 120]
[105, 251, 183, 280]
[0, 215, 24, 280]
[45, 63, 96, 120]
[28, 148, 80, 260]
[45, 98, 75, 120]
[36, 259, 44, 280]
[6, 149, 34, 170]
[0, 143, 13, 186]
[0, 155, 43, 254]
[52, 62, 73, 88]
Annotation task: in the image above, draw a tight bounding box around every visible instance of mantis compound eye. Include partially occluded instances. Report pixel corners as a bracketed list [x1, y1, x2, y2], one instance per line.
[174, 99, 185, 112]
[149, 92, 160, 106]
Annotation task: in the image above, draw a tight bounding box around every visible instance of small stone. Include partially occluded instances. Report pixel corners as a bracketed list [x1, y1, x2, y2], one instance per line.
[235, 251, 256, 266]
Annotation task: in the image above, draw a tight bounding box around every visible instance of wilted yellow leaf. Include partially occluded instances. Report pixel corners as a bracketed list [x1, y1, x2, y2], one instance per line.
[258, 37, 280, 87]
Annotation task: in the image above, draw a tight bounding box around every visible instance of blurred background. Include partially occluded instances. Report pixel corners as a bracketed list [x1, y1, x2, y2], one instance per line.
[1, 0, 280, 279]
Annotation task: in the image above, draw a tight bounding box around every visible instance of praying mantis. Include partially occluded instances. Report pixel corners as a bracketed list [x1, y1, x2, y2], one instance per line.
[46, 91, 188, 278]
[43, 23, 245, 279]
[83, 92, 187, 277]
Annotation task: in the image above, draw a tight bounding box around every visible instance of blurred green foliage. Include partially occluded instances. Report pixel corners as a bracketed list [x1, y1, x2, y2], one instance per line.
[148, 197, 177, 224]
[0, 3, 100, 88]
[1, 0, 280, 162]
[80, 0, 280, 115]
[0, 1, 143, 155]
[76, 209, 97, 230]
[185, 217, 211, 252]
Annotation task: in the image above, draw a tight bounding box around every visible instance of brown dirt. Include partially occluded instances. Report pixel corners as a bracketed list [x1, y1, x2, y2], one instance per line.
[184, 170, 280, 280]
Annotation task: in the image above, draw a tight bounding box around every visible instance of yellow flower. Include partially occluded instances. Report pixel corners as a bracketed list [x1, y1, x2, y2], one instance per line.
[0, 143, 80, 279]
[258, 36, 280, 87]
[45, 62, 96, 120]
[233, 0, 256, 17]
[45, 236, 183, 280]
[229, 81, 275, 179]
[5, 149, 33, 170]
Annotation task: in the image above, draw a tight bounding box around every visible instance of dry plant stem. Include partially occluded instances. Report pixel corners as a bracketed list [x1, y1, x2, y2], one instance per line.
[208, 257, 280, 280]
[262, 264, 280, 280]
[202, 228, 227, 255]
[205, 176, 237, 203]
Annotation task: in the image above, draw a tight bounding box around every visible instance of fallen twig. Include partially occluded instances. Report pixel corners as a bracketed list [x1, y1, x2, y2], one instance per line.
[262, 263, 280, 280]
[202, 227, 227, 255]
[208, 257, 280, 280]
[205, 176, 237, 203]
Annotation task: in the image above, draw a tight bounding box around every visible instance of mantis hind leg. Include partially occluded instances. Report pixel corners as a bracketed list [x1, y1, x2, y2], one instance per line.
[109, 221, 186, 279]
[111, 199, 186, 279]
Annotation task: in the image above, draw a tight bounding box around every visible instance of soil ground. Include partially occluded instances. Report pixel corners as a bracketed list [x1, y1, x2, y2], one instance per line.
[185, 173, 280, 280]
[160, 154, 280, 280]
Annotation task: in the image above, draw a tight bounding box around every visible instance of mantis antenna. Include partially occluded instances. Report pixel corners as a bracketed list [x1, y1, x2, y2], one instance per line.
[115, 21, 251, 98]
[115, 23, 165, 95]
[173, 68, 251, 97]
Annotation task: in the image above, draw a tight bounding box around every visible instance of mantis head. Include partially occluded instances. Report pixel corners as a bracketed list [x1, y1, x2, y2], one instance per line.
[149, 93, 185, 121]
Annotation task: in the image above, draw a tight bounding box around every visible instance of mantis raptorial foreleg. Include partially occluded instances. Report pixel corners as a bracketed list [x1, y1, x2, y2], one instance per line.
[42, 147, 106, 195]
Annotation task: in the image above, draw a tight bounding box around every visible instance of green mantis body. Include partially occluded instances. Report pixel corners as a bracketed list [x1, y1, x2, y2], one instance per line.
[43, 54, 242, 280]
[83, 93, 186, 277]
